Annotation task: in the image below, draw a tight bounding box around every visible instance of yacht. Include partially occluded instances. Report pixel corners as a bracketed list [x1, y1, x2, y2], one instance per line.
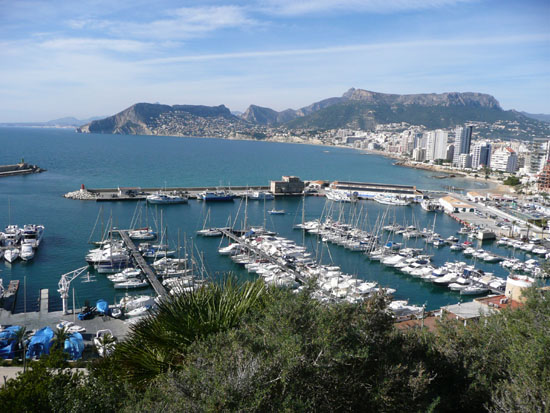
[146, 192, 188, 204]
[3, 225, 22, 246]
[374, 194, 411, 206]
[420, 199, 439, 211]
[20, 243, 35, 261]
[113, 279, 149, 289]
[196, 228, 222, 237]
[4, 247, 20, 263]
[199, 191, 234, 202]
[247, 191, 274, 200]
[22, 224, 45, 248]
[128, 228, 156, 240]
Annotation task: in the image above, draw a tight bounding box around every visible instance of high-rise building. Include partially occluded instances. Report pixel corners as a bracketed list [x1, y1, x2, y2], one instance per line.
[528, 137, 549, 175]
[457, 153, 472, 169]
[471, 142, 491, 169]
[452, 125, 473, 166]
[491, 147, 518, 173]
[425, 130, 448, 161]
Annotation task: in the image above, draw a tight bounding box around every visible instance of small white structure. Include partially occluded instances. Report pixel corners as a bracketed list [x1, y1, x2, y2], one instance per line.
[439, 196, 476, 213]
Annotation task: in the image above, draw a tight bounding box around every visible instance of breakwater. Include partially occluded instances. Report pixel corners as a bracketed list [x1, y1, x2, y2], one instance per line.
[0, 161, 45, 177]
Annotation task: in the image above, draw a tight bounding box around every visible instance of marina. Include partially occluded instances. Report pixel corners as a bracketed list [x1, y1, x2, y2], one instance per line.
[0, 127, 543, 320]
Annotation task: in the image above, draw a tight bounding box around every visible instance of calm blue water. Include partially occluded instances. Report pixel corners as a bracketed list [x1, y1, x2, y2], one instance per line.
[0, 127, 522, 312]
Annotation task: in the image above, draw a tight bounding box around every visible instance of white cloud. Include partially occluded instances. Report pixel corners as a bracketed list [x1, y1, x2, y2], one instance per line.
[40, 37, 152, 53]
[140, 33, 550, 65]
[258, 0, 477, 15]
[67, 6, 256, 40]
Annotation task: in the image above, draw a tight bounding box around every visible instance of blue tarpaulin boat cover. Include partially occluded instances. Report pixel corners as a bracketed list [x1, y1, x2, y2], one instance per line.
[96, 299, 109, 315]
[0, 326, 21, 359]
[64, 332, 84, 360]
[26, 326, 54, 359]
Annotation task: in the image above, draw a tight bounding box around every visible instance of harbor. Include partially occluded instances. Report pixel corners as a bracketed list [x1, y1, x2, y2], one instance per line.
[1, 129, 547, 330]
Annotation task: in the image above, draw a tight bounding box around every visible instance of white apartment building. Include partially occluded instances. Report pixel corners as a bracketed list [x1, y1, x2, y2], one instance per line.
[491, 147, 518, 173]
[425, 130, 448, 161]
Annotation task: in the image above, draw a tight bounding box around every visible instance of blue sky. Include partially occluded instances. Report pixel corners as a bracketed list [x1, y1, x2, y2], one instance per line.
[0, 0, 548, 121]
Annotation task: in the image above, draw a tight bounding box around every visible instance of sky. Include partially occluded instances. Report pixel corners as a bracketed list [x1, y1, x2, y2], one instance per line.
[0, 0, 549, 122]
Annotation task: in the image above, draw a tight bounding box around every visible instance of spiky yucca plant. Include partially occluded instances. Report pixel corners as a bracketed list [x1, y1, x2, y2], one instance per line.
[115, 277, 267, 384]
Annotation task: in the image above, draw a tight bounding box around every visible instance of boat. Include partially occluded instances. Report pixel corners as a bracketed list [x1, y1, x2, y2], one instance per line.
[113, 279, 149, 289]
[199, 191, 234, 202]
[268, 209, 285, 215]
[22, 224, 45, 248]
[247, 191, 274, 200]
[420, 199, 439, 211]
[460, 285, 489, 295]
[128, 227, 156, 240]
[20, 243, 35, 261]
[374, 194, 411, 206]
[146, 192, 188, 204]
[4, 247, 20, 263]
[3, 225, 22, 246]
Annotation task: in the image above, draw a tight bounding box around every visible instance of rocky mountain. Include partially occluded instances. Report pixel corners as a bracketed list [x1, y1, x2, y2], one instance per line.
[521, 111, 550, 123]
[241, 88, 503, 128]
[75, 88, 550, 141]
[77, 103, 254, 138]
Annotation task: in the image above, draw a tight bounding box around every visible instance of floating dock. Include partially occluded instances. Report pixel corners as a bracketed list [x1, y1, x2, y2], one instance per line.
[1, 280, 20, 312]
[116, 230, 167, 296]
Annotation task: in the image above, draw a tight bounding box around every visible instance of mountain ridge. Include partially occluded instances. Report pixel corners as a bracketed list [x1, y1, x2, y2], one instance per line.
[76, 88, 550, 140]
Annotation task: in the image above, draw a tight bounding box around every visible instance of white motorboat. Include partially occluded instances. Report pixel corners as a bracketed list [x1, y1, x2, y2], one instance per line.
[20, 243, 35, 261]
[22, 224, 45, 248]
[247, 191, 274, 200]
[460, 285, 489, 295]
[4, 247, 20, 263]
[374, 194, 411, 206]
[196, 228, 222, 237]
[146, 192, 188, 204]
[268, 209, 285, 215]
[125, 305, 153, 318]
[3, 225, 22, 246]
[114, 279, 149, 289]
[218, 243, 243, 256]
[128, 228, 156, 240]
[450, 243, 464, 251]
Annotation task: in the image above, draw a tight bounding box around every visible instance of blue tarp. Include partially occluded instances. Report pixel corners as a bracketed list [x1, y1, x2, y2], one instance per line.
[96, 299, 109, 316]
[0, 325, 21, 346]
[64, 332, 84, 360]
[26, 326, 54, 359]
[0, 326, 22, 359]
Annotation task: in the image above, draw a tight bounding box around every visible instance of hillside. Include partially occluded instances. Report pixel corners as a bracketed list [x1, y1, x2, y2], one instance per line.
[77, 103, 253, 138]
[76, 89, 550, 141]
[278, 89, 550, 139]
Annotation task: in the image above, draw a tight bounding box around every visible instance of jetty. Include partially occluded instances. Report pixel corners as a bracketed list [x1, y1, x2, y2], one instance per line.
[218, 228, 305, 283]
[116, 230, 167, 296]
[0, 160, 45, 178]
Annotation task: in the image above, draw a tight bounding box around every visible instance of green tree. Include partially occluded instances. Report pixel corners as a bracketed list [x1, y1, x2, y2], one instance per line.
[52, 326, 70, 350]
[115, 278, 267, 384]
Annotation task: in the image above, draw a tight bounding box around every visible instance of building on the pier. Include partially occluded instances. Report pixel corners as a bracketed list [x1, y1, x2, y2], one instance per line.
[329, 181, 423, 200]
[466, 191, 486, 202]
[270, 176, 305, 194]
[439, 196, 476, 213]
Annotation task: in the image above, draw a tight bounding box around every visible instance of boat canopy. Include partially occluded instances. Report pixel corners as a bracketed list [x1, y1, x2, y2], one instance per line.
[26, 326, 54, 359]
[64, 332, 84, 360]
[96, 299, 110, 316]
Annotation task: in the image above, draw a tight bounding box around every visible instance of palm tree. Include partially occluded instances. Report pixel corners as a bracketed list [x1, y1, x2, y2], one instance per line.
[10, 326, 31, 369]
[52, 326, 70, 350]
[96, 332, 117, 357]
[116, 277, 267, 384]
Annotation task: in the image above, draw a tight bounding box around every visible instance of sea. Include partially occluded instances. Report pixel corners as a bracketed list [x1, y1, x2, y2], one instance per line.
[0, 127, 527, 312]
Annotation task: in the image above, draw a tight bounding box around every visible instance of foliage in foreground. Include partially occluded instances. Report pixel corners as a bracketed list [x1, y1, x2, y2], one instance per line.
[0, 284, 548, 412]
